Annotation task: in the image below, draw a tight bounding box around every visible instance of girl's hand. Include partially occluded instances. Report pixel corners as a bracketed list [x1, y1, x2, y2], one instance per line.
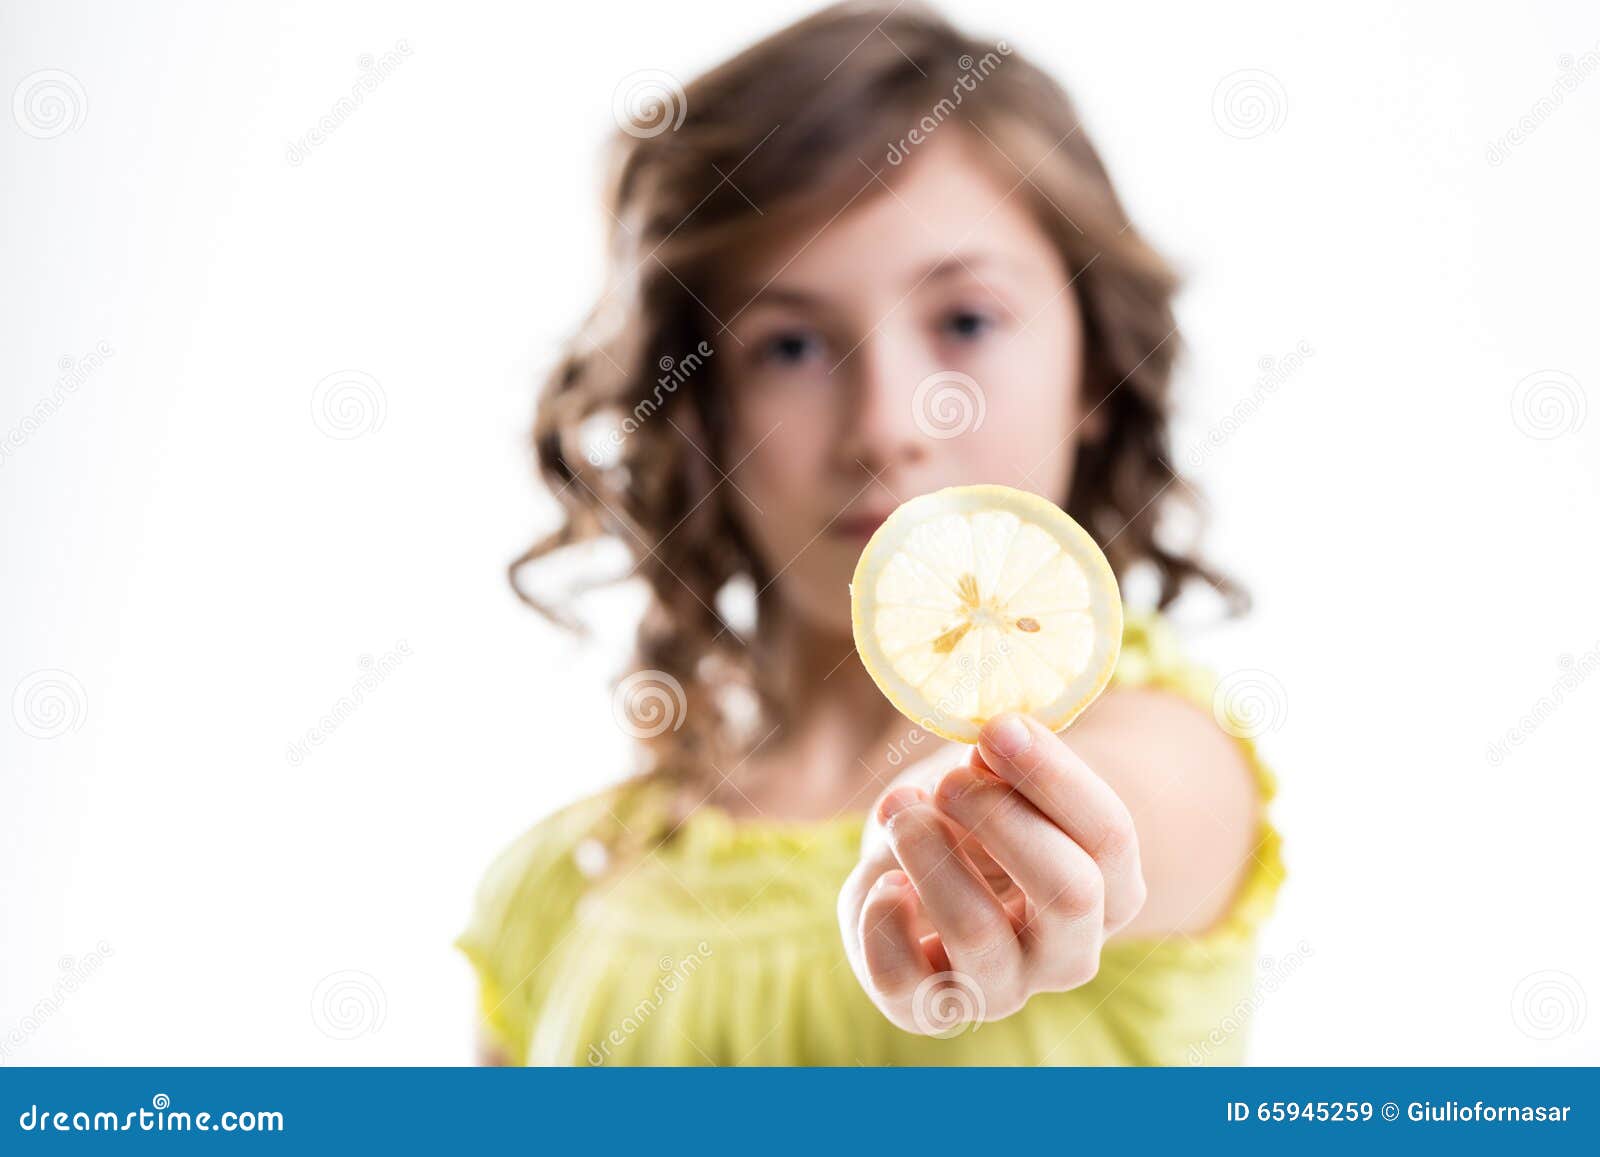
[838, 713, 1147, 1034]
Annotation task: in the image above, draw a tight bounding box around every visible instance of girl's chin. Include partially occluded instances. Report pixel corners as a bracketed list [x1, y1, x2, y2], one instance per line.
[774, 588, 855, 641]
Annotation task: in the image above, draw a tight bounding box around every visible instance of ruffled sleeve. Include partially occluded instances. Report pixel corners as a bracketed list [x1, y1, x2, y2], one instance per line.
[453, 789, 628, 1065]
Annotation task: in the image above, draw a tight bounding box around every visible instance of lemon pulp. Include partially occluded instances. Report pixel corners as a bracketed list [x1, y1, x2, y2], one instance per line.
[849, 485, 1122, 743]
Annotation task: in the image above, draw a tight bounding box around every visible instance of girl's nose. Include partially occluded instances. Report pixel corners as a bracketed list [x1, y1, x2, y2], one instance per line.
[835, 334, 929, 474]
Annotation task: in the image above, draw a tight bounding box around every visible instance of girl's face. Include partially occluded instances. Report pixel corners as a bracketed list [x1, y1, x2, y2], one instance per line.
[716, 130, 1090, 636]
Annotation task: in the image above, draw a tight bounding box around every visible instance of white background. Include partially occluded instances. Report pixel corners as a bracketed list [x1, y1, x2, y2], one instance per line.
[3, 0, 1597, 1065]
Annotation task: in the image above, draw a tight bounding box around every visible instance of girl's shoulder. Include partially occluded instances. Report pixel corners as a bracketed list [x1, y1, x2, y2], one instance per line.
[1100, 607, 1287, 947]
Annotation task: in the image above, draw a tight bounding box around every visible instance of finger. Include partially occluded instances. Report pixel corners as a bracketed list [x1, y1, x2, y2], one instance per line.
[877, 786, 1025, 1003]
[975, 714, 1146, 930]
[932, 764, 1106, 987]
[837, 851, 892, 976]
[857, 869, 935, 1025]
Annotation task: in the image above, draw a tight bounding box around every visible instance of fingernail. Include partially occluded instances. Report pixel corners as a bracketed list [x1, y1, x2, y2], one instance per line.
[873, 869, 909, 893]
[981, 714, 1033, 759]
[877, 787, 923, 824]
[935, 769, 977, 804]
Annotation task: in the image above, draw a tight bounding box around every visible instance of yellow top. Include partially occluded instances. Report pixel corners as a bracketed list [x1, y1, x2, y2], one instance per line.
[455, 611, 1286, 1065]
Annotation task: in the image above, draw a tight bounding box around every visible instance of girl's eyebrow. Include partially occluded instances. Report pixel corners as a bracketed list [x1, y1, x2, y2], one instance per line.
[919, 252, 1036, 287]
[732, 251, 1036, 314]
[734, 285, 822, 311]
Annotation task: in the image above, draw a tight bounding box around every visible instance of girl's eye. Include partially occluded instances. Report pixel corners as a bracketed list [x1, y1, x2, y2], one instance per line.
[939, 308, 997, 342]
[756, 330, 822, 367]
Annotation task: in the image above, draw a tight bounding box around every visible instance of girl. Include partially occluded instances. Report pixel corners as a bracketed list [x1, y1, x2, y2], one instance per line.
[458, 0, 1284, 1065]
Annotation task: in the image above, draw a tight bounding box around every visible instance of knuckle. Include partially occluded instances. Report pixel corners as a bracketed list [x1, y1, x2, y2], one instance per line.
[1085, 809, 1138, 864]
[961, 957, 1024, 1015]
[1041, 862, 1105, 921]
[949, 913, 1017, 966]
[976, 781, 1030, 829]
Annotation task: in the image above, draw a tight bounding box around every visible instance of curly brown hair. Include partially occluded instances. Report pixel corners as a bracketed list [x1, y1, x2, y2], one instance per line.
[510, 0, 1243, 831]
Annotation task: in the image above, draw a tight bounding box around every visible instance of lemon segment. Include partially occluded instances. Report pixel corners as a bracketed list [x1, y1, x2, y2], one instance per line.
[849, 485, 1122, 743]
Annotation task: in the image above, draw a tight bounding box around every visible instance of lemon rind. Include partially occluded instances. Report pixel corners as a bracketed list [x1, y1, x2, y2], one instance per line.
[849, 485, 1122, 743]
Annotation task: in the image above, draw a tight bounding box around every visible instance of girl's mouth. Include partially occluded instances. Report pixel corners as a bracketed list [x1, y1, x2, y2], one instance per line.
[831, 511, 891, 543]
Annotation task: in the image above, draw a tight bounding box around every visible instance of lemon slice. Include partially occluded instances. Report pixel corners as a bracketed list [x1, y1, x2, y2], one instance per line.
[850, 484, 1122, 743]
